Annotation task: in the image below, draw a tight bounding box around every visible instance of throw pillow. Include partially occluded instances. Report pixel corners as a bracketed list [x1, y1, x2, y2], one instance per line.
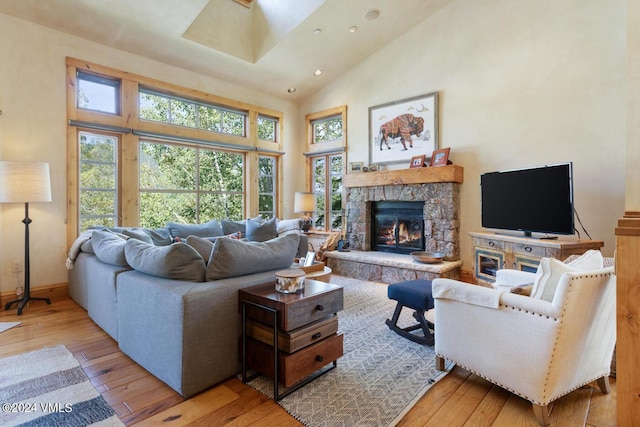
[246, 217, 278, 242]
[530, 250, 604, 302]
[124, 239, 206, 282]
[277, 218, 301, 234]
[220, 219, 246, 237]
[207, 233, 299, 280]
[166, 220, 224, 240]
[122, 228, 154, 244]
[91, 230, 129, 267]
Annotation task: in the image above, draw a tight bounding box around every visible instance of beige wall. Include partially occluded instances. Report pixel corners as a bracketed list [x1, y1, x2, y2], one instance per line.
[300, 0, 626, 271]
[0, 13, 301, 294]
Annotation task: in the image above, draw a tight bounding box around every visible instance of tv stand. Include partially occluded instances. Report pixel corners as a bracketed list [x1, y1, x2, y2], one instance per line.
[470, 231, 604, 287]
[497, 231, 558, 240]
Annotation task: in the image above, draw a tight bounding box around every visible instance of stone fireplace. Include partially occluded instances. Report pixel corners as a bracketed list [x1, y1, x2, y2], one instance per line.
[324, 166, 463, 283]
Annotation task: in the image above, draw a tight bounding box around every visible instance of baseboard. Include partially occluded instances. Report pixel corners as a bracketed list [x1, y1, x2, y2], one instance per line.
[1, 283, 68, 309]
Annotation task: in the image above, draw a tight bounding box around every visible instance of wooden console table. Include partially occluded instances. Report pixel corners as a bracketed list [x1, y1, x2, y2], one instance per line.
[470, 231, 604, 286]
[239, 280, 343, 400]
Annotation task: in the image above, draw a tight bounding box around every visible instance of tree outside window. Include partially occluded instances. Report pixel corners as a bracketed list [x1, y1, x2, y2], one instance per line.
[139, 141, 244, 228]
[79, 131, 118, 231]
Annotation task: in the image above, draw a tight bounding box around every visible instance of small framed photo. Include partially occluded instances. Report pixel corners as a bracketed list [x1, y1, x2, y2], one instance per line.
[430, 147, 451, 167]
[349, 162, 364, 173]
[409, 155, 426, 168]
[303, 251, 316, 267]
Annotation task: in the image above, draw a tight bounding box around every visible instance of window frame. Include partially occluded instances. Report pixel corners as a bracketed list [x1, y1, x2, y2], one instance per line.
[304, 106, 347, 232]
[66, 58, 284, 245]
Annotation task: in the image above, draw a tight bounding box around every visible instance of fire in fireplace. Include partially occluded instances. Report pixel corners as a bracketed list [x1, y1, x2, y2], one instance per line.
[372, 201, 425, 254]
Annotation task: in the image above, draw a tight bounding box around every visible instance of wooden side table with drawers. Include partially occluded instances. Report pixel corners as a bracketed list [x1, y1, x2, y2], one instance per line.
[239, 279, 344, 400]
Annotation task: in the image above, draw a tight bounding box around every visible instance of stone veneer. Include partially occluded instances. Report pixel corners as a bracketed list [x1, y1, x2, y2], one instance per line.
[345, 182, 461, 260]
[325, 250, 462, 283]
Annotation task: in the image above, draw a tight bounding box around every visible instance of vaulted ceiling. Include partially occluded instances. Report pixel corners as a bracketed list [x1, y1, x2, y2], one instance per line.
[0, 0, 452, 101]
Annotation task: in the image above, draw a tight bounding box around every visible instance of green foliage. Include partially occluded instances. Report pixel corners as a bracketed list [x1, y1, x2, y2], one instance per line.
[139, 141, 244, 227]
[79, 132, 117, 230]
[313, 116, 343, 144]
[139, 90, 246, 136]
[258, 116, 276, 141]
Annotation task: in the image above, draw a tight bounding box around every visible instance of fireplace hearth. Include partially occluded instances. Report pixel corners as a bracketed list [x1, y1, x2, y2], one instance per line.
[372, 201, 425, 254]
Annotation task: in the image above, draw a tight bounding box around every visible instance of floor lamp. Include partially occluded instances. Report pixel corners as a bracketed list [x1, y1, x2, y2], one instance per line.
[0, 161, 52, 315]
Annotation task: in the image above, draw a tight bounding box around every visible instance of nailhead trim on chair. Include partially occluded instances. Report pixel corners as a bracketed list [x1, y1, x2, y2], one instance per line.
[437, 269, 614, 407]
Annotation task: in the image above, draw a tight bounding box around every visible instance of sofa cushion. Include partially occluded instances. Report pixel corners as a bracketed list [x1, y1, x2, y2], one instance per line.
[530, 250, 604, 302]
[246, 217, 278, 242]
[167, 220, 223, 240]
[207, 233, 299, 280]
[124, 239, 206, 282]
[185, 235, 214, 264]
[91, 230, 129, 267]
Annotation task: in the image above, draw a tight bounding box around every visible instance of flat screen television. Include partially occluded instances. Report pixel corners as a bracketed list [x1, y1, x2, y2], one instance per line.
[480, 162, 574, 238]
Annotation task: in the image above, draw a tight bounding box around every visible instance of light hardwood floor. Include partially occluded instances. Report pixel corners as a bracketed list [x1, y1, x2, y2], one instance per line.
[0, 295, 616, 426]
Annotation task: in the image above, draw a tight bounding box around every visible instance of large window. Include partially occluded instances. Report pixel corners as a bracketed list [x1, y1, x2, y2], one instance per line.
[139, 141, 244, 228]
[67, 59, 284, 239]
[312, 154, 343, 231]
[312, 114, 343, 144]
[139, 88, 247, 136]
[305, 106, 346, 232]
[258, 155, 276, 219]
[78, 131, 118, 231]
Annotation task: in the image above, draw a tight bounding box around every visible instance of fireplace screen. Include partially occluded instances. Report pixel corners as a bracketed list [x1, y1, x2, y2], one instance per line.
[372, 201, 425, 254]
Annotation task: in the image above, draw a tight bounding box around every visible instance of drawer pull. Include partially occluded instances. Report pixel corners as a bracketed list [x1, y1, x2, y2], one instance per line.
[315, 304, 324, 311]
[312, 332, 322, 340]
[315, 355, 324, 362]
[525, 246, 532, 252]
[489, 241, 495, 247]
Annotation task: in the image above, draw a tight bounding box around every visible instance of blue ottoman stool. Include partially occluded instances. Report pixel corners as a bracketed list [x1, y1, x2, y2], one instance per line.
[385, 279, 435, 346]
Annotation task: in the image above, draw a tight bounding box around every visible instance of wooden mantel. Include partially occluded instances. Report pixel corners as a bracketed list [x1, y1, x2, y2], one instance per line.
[343, 165, 463, 188]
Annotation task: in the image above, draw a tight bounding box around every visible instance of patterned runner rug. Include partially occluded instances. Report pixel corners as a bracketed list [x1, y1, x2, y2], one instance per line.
[0, 345, 123, 427]
[0, 322, 21, 335]
[243, 275, 452, 427]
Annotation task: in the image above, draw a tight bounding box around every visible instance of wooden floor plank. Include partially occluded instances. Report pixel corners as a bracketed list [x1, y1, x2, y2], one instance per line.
[0, 295, 616, 426]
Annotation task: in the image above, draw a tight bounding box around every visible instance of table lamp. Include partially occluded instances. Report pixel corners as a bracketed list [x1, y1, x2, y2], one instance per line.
[0, 161, 52, 315]
[294, 192, 315, 232]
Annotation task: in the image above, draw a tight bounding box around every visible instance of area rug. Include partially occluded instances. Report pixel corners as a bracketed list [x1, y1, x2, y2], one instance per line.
[243, 275, 452, 427]
[0, 322, 21, 334]
[0, 345, 124, 427]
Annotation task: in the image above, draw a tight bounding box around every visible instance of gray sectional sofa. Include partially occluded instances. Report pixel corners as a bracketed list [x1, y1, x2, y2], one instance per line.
[67, 217, 308, 398]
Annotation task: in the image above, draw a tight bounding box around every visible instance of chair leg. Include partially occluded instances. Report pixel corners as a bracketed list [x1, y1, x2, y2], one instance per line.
[596, 376, 611, 394]
[436, 356, 446, 371]
[385, 303, 434, 346]
[532, 403, 551, 426]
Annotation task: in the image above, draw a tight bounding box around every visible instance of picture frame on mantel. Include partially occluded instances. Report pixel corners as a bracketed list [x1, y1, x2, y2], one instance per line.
[369, 91, 439, 166]
[430, 147, 451, 166]
[409, 155, 426, 168]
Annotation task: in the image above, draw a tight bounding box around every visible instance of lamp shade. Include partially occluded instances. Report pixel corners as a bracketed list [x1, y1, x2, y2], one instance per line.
[0, 161, 52, 203]
[294, 192, 315, 213]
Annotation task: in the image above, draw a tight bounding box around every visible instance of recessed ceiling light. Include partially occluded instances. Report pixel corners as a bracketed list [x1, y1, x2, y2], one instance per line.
[287, 87, 296, 93]
[313, 69, 322, 76]
[363, 9, 380, 21]
[313, 28, 322, 35]
[348, 26, 358, 33]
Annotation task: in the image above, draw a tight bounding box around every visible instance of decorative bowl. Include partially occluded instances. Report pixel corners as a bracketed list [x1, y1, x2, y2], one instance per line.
[410, 251, 444, 264]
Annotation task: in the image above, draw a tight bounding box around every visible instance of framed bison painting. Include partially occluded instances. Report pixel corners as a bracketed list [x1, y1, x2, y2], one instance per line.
[369, 92, 438, 165]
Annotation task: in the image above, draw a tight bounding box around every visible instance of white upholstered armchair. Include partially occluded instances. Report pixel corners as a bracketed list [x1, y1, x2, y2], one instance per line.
[432, 252, 615, 426]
